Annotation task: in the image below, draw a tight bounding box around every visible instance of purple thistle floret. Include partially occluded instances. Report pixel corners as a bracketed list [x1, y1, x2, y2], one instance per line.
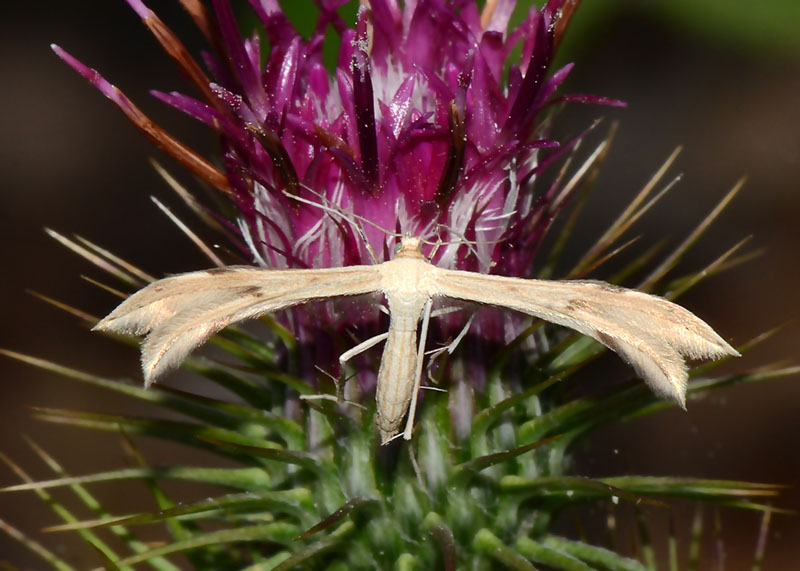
[54, 0, 623, 400]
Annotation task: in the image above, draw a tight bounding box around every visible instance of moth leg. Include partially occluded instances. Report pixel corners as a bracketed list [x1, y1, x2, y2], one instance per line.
[339, 332, 390, 363]
[337, 332, 390, 402]
[421, 304, 468, 364]
[426, 311, 474, 361]
[429, 305, 464, 319]
[299, 393, 367, 410]
[421, 308, 475, 388]
[403, 298, 433, 441]
[299, 366, 367, 409]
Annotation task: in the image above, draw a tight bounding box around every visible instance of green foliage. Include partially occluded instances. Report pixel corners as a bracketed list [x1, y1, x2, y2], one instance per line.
[1, 143, 790, 568]
[1, 342, 787, 568]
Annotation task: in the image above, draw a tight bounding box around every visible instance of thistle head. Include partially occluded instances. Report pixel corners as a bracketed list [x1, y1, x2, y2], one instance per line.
[52, 0, 624, 406]
[0, 3, 779, 569]
[54, 0, 624, 267]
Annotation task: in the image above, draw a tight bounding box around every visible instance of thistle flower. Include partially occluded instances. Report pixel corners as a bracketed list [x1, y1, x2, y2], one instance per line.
[1, 1, 787, 568]
[52, 0, 628, 397]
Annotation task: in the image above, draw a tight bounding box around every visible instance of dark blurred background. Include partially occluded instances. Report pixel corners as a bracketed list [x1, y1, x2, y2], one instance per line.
[2, 0, 798, 568]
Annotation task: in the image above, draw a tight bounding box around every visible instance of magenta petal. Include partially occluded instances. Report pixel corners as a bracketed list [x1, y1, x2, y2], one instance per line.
[504, 11, 554, 139]
[52, 45, 137, 115]
[243, 32, 262, 78]
[514, 62, 576, 120]
[458, 1, 483, 39]
[210, 83, 260, 127]
[271, 36, 301, 120]
[465, 49, 502, 153]
[477, 30, 506, 81]
[57, 0, 631, 365]
[405, 1, 469, 74]
[211, 0, 269, 118]
[369, 0, 403, 69]
[151, 90, 220, 126]
[247, 0, 296, 47]
[387, 74, 416, 138]
[351, 6, 379, 188]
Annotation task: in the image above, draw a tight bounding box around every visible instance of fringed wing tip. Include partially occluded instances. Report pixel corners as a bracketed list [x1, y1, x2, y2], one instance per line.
[720, 338, 741, 358]
[643, 368, 689, 410]
[91, 313, 152, 337]
[92, 298, 146, 334]
[140, 340, 173, 389]
[631, 334, 739, 411]
[91, 316, 112, 332]
[142, 369, 157, 389]
[675, 393, 688, 411]
[141, 346, 171, 389]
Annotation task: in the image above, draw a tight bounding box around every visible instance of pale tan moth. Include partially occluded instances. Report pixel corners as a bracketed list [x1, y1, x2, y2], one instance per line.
[94, 236, 738, 444]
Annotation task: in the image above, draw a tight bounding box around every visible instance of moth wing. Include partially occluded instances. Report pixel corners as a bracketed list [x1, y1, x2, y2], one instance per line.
[433, 268, 738, 406]
[94, 265, 383, 385]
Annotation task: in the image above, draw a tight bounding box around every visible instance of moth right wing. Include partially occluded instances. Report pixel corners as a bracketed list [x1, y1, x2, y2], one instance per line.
[94, 264, 383, 385]
[432, 268, 738, 406]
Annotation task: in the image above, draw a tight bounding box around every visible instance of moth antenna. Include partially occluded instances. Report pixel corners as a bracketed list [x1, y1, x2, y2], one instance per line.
[432, 224, 507, 254]
[291, 183, 402, 263]
[431, 227, 482, 265]
[285, 188, 378, 261]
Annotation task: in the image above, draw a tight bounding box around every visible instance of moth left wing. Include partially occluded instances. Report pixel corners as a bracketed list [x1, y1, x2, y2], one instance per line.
[94, 264, 383, 385]
[432, 268, 739, 406]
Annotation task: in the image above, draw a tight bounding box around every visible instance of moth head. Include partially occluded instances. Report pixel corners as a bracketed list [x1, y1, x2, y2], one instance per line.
[395, 236, 424, 259]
